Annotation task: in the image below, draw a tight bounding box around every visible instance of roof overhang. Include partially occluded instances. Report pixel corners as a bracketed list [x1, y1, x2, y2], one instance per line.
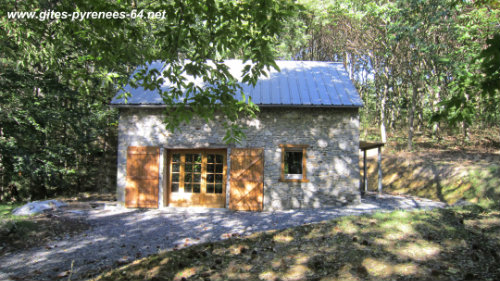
[110, 103, 362, 109]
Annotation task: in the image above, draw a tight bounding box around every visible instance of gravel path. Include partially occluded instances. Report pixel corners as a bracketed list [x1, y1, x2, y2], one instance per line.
[0, 193, 447, 280]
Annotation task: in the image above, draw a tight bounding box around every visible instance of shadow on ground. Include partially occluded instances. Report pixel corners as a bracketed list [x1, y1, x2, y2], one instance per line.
[94, 206, 500, 281]
[0, 194, 445, 280]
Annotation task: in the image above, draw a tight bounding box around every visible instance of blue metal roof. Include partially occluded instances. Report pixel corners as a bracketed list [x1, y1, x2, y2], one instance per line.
[111, 60, 362, 108]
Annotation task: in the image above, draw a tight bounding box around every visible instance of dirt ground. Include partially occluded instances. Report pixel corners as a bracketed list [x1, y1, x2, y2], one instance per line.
[93, 206, 500, 281]
[0, 193, 115, 255]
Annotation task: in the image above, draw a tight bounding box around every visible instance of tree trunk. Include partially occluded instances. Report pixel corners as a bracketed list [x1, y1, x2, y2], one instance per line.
[429, 84, 440, 138]
[408, 83, 419, 151]
[417, 104, 424, 133]
[380, 83, 388, 143]
[462, 121, 469, 144]
[390, 85, 398, 130]
[310, 27, 315, 60]
[0, 126, 3, 201]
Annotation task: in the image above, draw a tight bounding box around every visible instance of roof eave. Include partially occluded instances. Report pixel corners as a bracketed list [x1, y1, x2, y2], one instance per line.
[110, 103, 167, 108]
[110, 103, 363, 109]
[257, 104, 362, 109]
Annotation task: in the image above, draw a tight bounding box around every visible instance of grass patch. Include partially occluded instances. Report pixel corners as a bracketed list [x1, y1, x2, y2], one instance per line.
[0, 202, 37, 232]
[0, 202, 23, 218]
[93, 206, 500, 281]
[444, 166, 500, 209]
[0, 202, 39, 251]
[0, 202, 90, 253]
[0, 202, 40, 252]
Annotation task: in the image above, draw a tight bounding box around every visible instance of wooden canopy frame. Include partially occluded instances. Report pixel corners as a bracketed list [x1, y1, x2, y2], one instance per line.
[359, 141, 385, 197]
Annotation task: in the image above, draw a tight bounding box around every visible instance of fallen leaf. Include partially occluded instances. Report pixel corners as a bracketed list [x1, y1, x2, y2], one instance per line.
[116, 256, 130, 265]
[56, 271, 70, 278]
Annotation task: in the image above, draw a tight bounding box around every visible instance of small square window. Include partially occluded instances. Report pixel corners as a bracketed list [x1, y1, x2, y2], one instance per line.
[285, 151, 303, 175]
[280, 144, 309, 183]
[207, 174, 214, 183]
[215, 164, 223, 173]
[171, 183, 179, 192]
[194, 164, 201, 172]
[193, 173, 201, 183]
[215, 154, 223, 164]
[215, 184, 223, 194]
[207, 154, 215, 163]
[184, 173, 192, 183]
[172, 154, 180, 162]
[172, 164, 180, 172]
[172, 173, 179, 182]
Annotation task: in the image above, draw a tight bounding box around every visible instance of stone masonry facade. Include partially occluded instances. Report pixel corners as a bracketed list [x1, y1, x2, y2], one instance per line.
[116, 107, 361, 211]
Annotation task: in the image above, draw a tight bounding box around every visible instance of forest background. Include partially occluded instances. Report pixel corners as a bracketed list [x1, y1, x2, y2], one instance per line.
[1, 0, 499, 201]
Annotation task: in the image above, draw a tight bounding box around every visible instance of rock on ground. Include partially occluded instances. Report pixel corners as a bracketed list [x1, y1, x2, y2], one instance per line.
[12, 200, 67, 216]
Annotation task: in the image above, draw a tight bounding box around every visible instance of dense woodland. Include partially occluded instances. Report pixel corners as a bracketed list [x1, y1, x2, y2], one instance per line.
[1, 0, 499, 201]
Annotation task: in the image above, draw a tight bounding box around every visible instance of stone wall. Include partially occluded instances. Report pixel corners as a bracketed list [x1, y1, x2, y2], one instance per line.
[116, 107, 361, 210]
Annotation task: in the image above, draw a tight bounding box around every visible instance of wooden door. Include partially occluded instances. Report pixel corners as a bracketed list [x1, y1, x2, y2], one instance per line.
[167, 150, 226, 208]
[125, 146, 159, 208]
[202, 152, 227, 208]
[229, 148, 264, 211]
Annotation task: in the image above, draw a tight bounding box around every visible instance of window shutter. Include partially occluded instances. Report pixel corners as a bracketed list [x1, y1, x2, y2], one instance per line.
[125, 146, 160, 208]
[229, 148, 264, 211]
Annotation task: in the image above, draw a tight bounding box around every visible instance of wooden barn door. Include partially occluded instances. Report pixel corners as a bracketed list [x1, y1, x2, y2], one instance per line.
[229, 148, 264, 211]
[125, 146, 160, 208]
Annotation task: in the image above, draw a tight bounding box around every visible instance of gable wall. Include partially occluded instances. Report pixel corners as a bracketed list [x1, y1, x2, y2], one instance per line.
[116, 107, 360, 210]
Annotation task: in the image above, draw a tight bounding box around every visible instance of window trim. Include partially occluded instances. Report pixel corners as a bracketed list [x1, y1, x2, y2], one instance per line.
[279, 144, 309, 183]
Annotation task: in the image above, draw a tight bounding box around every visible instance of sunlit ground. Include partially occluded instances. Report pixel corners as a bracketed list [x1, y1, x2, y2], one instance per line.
[93, 205, 500, 281]
[363, 153, 500, 209]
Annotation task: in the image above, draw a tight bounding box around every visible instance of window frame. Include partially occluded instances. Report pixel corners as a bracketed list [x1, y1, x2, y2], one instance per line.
[279, 144, 309, 183]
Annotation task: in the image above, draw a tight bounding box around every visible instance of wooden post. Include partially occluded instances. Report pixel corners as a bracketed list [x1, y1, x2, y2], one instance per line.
[158, 148, 164, 208]
[363, 149, 367, 194]
[378, 146, 382, 195]
[359, 148, 363, 197]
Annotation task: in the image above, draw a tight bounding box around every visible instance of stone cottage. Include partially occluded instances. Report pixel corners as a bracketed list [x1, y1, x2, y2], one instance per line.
[111, 60, 363, 211]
